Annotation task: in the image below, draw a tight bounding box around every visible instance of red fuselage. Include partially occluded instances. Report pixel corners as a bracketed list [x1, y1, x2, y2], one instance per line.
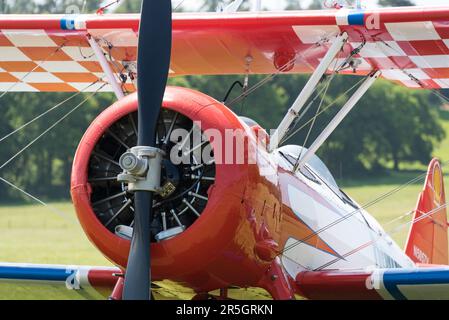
[71, 86, 412, 299]
[71, 87, 297, 298]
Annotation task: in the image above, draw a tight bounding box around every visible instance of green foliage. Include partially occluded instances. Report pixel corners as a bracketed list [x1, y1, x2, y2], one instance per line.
[199, 0, 222, 12]
[0, 92, 114, 201]
[313, 78, 445, 176]
[168, 75, 290, 129]
[115, 0, 141, 13]
[170, 74, 445, 179]
[378, 0, 415, 7]
[2, 0, 100, 14]
[285, 0, 302, 10]
[0, 0, 445, 202]
[308, 0, 324, 10]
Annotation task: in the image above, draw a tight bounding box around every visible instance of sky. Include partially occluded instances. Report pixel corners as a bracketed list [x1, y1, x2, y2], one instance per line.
[396, 0, 447, 6]
[179, 0, 449, 11]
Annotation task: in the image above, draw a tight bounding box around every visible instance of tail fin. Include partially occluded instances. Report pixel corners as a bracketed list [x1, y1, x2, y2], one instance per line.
[405, 158, 449, 265]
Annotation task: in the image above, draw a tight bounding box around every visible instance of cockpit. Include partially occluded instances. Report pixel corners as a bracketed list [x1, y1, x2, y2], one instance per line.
[277, 145, 357, 208]
[239, 116, 261, 128]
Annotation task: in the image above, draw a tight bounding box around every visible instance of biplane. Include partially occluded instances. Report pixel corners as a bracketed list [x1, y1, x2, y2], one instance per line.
[0, 1, 449, 300]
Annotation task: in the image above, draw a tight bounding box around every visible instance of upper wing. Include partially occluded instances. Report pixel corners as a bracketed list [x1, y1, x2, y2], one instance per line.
[296, 267, 449, 300]
[1, 7, 449, 92]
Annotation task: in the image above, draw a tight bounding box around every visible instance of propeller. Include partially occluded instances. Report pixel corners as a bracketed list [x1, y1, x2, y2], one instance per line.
[122, 0, 172, 300]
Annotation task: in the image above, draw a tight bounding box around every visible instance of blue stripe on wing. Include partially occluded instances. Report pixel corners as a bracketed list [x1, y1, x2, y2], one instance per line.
[0, 265, 74, 282]
[383, 269, 449, 300]
[348, 11, 365, 26]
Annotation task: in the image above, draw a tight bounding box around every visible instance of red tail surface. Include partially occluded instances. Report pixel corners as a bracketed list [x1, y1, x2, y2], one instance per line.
[405, 159, 449, 265]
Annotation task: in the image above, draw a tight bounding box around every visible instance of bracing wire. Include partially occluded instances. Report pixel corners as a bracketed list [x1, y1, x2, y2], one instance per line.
[225, 34, 341, 108]
[278, 157, 449, 256]
[279, 40, 367, 148]
[313, 201, 449, 270]
[0, 83, 106, 171]
[0, 83, 106, 223]
[279, 183, 449, 271]
[431, 89, 449, 105]
[0, 176, 76, 224]
[279, 77, 366, 145]
[293, 57, 340, 169]
[174, 0, 188, 11]
[276, 41, 449, 259]
[225, 56, 298, 107]
[0, 81, 100, 144]
[377, 38, 449, 105]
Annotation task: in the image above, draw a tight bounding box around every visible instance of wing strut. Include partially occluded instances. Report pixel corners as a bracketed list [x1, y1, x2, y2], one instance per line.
[269, 32, 349, 152]
[87, 35, 125, 100]
[293, 70, 381, 171]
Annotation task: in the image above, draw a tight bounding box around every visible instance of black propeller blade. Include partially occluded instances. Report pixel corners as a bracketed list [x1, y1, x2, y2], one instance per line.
[122, 0, 172, 300]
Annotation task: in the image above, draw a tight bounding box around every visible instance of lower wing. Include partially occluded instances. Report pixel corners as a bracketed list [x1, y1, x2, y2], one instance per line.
[296, 267, 449, 300]
[0, 262, 120, 299]
[3, 262, 449, 300]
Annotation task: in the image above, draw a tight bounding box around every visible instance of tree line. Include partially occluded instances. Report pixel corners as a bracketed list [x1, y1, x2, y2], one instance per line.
[0, 0, 445, 202]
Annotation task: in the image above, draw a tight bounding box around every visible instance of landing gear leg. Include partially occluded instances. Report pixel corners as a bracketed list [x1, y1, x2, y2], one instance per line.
[258, 257, 295, 300]
[192, 293, 216, 300]
[219, 288, 228, 299]
[109, 276, 124, 300]
[192, 288, 229, 300]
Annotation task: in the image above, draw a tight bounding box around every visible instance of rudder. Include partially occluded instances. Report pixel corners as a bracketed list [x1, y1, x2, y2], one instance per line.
[405, 158, 449, 265]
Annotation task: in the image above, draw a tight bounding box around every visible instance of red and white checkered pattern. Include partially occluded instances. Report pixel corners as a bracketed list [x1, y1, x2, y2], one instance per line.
[293, 18, 449, 89]
[1, 8, 449, 92]
[0, 27, 135, 92]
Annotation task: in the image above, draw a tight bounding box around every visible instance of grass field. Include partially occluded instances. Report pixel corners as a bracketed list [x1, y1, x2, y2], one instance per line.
[1, 111, 449, 299]
[0, 170, 447, 300]
[0, 202, 273, 300]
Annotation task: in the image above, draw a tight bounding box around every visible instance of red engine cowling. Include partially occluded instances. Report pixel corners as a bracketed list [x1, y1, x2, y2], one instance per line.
[71, 86, 282, 293]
